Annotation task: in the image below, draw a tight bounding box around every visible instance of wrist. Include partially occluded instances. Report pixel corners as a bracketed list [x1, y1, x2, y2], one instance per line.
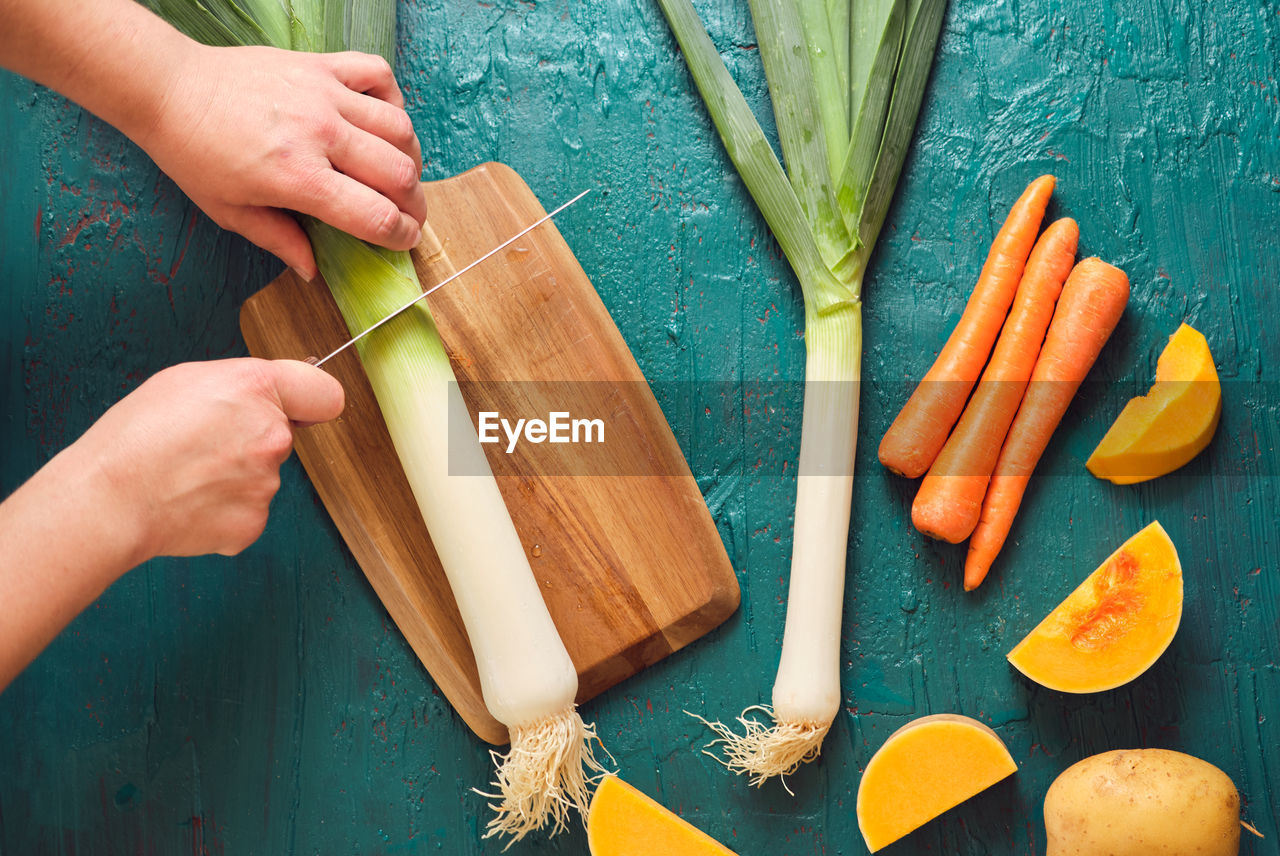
[0, 418, 155, 689]
[49, 437, 156, 579]
[3, 0, 197, 151]
[84, 12, 199, 150]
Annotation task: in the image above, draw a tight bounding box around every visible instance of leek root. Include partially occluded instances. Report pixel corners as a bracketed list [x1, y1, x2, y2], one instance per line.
[482, 707, 610, 839]
[694, 706, 829, 787]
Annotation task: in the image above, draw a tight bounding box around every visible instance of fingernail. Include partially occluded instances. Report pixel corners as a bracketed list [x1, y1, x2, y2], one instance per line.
[303, 356, 320, 366]
[291, 266, 315, 283]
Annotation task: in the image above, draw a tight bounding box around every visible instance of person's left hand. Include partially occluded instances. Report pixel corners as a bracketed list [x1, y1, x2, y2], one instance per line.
[133, 44, 427, 279]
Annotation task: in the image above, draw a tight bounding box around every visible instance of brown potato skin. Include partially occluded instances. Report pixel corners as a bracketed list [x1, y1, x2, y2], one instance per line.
[1044, 748, 1240, 855]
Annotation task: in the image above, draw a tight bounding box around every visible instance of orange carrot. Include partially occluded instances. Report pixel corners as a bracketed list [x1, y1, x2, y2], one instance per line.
[964, 257, 1130, 590]
[879, 174, 1057, 478]
[912, 218, 1080, 543]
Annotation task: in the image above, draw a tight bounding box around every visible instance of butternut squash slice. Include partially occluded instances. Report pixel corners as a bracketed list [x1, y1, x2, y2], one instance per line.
[856, 714, 1018, 852]
[587, 775, 737, 856]
[1008, 521, 1182, 693]
[1087, 323, 1221, 484]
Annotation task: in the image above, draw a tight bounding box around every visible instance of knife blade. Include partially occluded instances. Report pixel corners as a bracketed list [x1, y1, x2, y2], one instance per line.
[308, 187, 592, 368]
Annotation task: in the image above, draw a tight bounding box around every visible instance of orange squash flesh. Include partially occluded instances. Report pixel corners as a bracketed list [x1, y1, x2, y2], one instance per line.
[1008, 521, 1182, 693]
[1087, 323, 1221, 484]
[856, 714, 1018, 852]
[587, 775, 737, 856]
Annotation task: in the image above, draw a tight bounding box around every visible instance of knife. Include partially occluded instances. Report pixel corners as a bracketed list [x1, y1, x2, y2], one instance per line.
[308, 187, 592, 368]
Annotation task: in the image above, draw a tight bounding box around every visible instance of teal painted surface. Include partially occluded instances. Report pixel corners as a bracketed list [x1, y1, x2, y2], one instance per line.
[1, 1, 1277, 853]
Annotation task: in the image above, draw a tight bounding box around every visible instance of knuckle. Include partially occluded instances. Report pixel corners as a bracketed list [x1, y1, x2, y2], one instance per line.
[370, 54, 394, 83]
[388, 109, 416, 147]
[260, 469, 283, 499]
[235, 359, 277, 396]
[294, 163, 336, 206]
[225, 512, 269, 555]
[391, 153, 419, 193]
[304, 110, 343, 152]
[366, 202, 402, 243]
[266, 135, 299, 169]
[262, 422, 294, 462]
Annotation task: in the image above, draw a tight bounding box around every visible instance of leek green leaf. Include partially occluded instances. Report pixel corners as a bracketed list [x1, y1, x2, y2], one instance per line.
[654, 0, 854, 312]
[749, 0, 850, 271]
[836, 0, 905, 240]
[853, 0, 946, 249]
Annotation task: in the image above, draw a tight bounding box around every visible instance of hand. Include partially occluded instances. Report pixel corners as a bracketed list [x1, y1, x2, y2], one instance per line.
[0, 0, 425, 277]
[135, 45, 427, 279]
[73, 358, 344, 559]
[0, 358, 340, 689]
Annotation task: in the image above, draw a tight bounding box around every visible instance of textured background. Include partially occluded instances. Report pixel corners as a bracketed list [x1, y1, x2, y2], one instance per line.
[2, 0, 1278, 853]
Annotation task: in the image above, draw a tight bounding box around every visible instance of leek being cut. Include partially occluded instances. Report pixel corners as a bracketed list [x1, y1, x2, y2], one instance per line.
[657, 0, 947, 781]
[144, 0, 606, 839]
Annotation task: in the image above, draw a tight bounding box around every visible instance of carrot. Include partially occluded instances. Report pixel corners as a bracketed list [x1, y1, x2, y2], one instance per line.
[912, 218, 1080, 543]
[964, 257, 1130, 590]
[879, 174, 1057, 478]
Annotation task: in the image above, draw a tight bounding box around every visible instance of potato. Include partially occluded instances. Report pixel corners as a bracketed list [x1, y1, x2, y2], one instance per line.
[1044, 748, 1240, 855]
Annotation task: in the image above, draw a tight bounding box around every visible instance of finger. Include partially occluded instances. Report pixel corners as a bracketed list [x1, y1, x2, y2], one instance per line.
[328, 127, 427, 226]
[269, 359, 346, 424]
[213, 507, 272, 557]
[227, 207, 318, 280]
[338, 90, 423, 175]
[324, 51, 404, 108]
[292, 169, 423, 250]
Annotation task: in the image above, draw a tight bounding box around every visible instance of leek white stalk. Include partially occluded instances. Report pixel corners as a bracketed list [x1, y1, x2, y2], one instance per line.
[660, 0, 945, 782]
[146, 0, 609, 837]
[700, 304, 861, 780]
[311, 224, 606, 838]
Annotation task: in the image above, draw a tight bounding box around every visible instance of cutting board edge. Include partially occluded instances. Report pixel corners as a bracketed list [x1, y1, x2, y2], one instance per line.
[578, 574, 740, 695]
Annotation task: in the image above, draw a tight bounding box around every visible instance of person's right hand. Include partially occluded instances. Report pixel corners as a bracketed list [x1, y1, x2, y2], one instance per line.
[72, 358, 344, 560]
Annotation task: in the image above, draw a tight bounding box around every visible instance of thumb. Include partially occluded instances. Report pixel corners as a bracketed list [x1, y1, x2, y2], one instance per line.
[232, 207, 318, 280]
[268, 359, 345, 424]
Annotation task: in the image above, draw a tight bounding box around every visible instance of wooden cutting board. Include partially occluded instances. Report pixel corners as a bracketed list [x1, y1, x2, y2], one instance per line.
[240, 162, 738, 745]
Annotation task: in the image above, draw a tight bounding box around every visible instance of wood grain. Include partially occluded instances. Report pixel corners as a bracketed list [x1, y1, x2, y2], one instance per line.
[239, 163, 738, 745]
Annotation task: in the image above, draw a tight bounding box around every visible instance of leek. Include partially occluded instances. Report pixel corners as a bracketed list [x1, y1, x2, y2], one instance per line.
[145, 0, 605, 838]
[659, 0, 946, 782]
